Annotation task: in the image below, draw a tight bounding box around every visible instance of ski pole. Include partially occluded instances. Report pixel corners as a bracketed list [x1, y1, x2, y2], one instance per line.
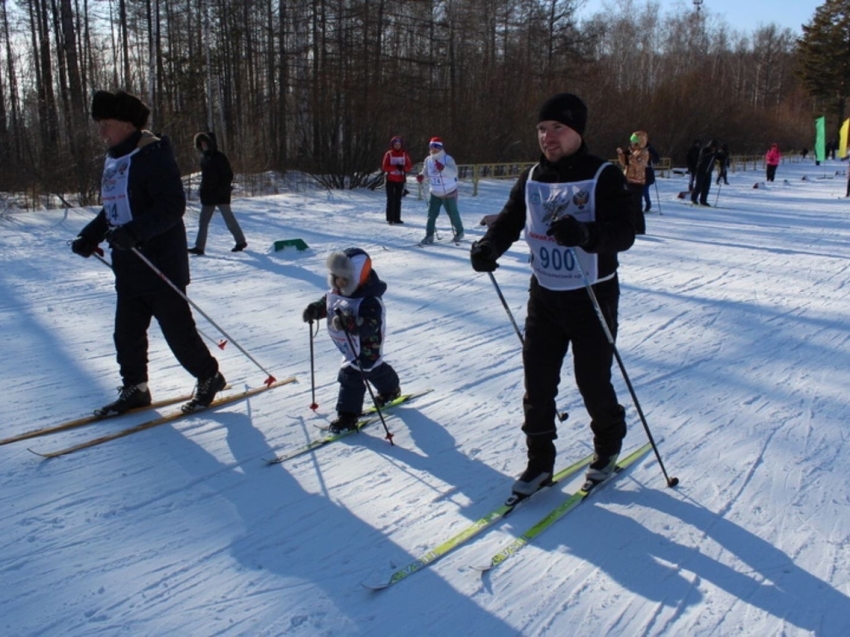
[129, 247, 276, 386]
[653, 181, 663, 216]
[91, 250, 227, 350]
[333, 308, 394, 445]
[567, 248, 679, 488]
[487, 271, 568, 422]
[308, 320, 318, 410]
[714, 180, 723, 207]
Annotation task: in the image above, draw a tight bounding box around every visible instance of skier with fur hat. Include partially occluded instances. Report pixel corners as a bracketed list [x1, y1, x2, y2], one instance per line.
[381, 136, 412, 225]
[302, 248, 401, 433]
[188, 131, 247, 255]
[71, 90, 226, 417]
[416, 137, 464, 243]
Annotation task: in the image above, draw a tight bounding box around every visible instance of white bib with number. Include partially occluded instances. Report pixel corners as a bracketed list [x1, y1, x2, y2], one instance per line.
[524, 163, 609, 291]
[101, 148, 140, 228]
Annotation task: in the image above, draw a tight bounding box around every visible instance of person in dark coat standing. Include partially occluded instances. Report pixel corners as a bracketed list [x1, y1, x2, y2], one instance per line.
[715, 144, 730, 185]
[188, 132, 247, 255]
[686, 139, 701, 192]
[469, 92, 635, 497]
[691, 140, 718, 206]
[71, 90, 226, 416]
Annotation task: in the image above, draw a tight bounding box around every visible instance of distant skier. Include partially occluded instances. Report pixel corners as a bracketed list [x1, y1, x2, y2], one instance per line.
[765, 143, 781, 182]
[381, 136, 412, 225]
[302, 248, 401, 433]
[416, 137, 464, 244]
[616, 131, 650, 234]
[691, 140, 718, 206]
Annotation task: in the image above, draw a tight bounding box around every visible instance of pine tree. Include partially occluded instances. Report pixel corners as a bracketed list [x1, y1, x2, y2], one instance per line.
[797, 0, 850, 127]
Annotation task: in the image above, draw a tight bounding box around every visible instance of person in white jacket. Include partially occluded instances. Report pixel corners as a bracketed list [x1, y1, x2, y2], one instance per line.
[416, 137, 464, 243]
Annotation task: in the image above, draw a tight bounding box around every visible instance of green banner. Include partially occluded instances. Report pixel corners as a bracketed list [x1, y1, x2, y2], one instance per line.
[815, 116, 826, 161]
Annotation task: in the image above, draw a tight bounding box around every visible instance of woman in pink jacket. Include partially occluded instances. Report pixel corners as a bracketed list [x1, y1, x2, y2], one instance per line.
[765, 143, 781, 182]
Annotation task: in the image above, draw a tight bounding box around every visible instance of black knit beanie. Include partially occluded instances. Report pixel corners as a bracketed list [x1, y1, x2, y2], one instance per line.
[538, 93, 587, 137]
[90, 90, 150, 130]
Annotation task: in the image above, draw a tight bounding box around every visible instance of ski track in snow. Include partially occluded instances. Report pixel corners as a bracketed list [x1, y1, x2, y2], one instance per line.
[3, 164, 850, 636]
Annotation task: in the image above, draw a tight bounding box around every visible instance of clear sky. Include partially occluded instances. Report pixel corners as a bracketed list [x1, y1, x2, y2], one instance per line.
[579, 0, 824, 35]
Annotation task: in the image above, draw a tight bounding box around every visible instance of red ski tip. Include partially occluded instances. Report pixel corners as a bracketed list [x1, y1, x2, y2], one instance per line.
[264, 375, 277, 387]
[217, 340, 228, 350]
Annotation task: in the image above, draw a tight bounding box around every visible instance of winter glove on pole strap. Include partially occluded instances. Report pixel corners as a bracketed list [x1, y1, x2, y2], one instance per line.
[331, 311, 360, 333]
[416, 174, 424, 183]
[435, 161, 444, 171]
[302, 300, 325, 323]
[71, 236, 99, 258]
[470, 240, 499, 272]
[106, 225, 139, 251]
[546, 215, 595, 248]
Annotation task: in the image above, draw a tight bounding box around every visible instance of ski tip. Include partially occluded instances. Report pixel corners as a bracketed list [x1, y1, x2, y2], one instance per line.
[361, 581, 390, 592]
[470, 564, 493, 573]
[27, 447, 53, 459]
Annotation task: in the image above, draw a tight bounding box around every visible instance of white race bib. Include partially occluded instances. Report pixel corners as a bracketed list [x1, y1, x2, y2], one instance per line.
[524, 163, 609, 290]
[101, 148, 140, 227]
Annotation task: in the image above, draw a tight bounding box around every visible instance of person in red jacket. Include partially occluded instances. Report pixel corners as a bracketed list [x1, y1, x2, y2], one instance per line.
[381, 136, 412, 224]
[765, 143, 781, 182]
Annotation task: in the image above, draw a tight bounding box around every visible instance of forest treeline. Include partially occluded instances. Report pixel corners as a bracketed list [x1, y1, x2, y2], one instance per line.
[0, 0, 830, 207]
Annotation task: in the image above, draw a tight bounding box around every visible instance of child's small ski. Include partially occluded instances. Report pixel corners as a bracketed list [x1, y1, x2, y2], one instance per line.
[264, 389, 433, 465]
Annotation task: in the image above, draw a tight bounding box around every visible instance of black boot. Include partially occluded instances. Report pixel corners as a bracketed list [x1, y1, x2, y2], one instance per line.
[512, 436, 556, 496]
[95, 384, 152, 417]
[329, 412, 359, 434]
[587, 406, 627, 482]
[182, 372, 227, 414]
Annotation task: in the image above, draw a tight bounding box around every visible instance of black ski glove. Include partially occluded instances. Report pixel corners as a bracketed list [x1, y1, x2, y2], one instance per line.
[546, 215, 594, 248]
[302, 300, 325, 323]
[470, 240, 499, 272]
[106, 225, 139, 251]
[71, 236, 99, 258]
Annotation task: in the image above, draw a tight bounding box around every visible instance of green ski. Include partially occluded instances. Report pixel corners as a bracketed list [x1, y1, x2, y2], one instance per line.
[362, 451, 596, 590]
[472, 442, 653, 572]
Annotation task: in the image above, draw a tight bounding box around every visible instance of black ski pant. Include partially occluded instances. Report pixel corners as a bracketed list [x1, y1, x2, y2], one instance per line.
[385, 181, 404, 223]
[114, 288, 218, 387]
[691, 172, 712, 205]
[521, 276, 626, 457]
[766, 165, 777, 182]
[627, 183, 646, 234]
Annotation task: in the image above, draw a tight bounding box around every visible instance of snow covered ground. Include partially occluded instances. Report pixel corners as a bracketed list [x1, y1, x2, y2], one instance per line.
[2, 157, 849, 636]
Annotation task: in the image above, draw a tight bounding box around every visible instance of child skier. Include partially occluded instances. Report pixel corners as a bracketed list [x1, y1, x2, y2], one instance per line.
[302, 248, 401, 433]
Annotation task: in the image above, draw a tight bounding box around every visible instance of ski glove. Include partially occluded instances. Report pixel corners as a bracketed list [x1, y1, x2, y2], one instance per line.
[331, 311, 361, 333]
[71, 236, 99, 258]
[416, 174, 424, 183]
[435, 161, 444, 171]
[106, 225, 139, 251]
[470, 240, 499, 272]
[302, 300, 325, 323]
[546, 215, 594, 248]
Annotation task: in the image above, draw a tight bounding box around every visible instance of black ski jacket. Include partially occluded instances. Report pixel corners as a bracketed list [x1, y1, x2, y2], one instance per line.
[481, 143, 634, 283]
[80, 130, 190, 296]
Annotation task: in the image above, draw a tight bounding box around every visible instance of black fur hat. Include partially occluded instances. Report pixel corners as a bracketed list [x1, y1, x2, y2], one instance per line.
[90, 90, 150, 130]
